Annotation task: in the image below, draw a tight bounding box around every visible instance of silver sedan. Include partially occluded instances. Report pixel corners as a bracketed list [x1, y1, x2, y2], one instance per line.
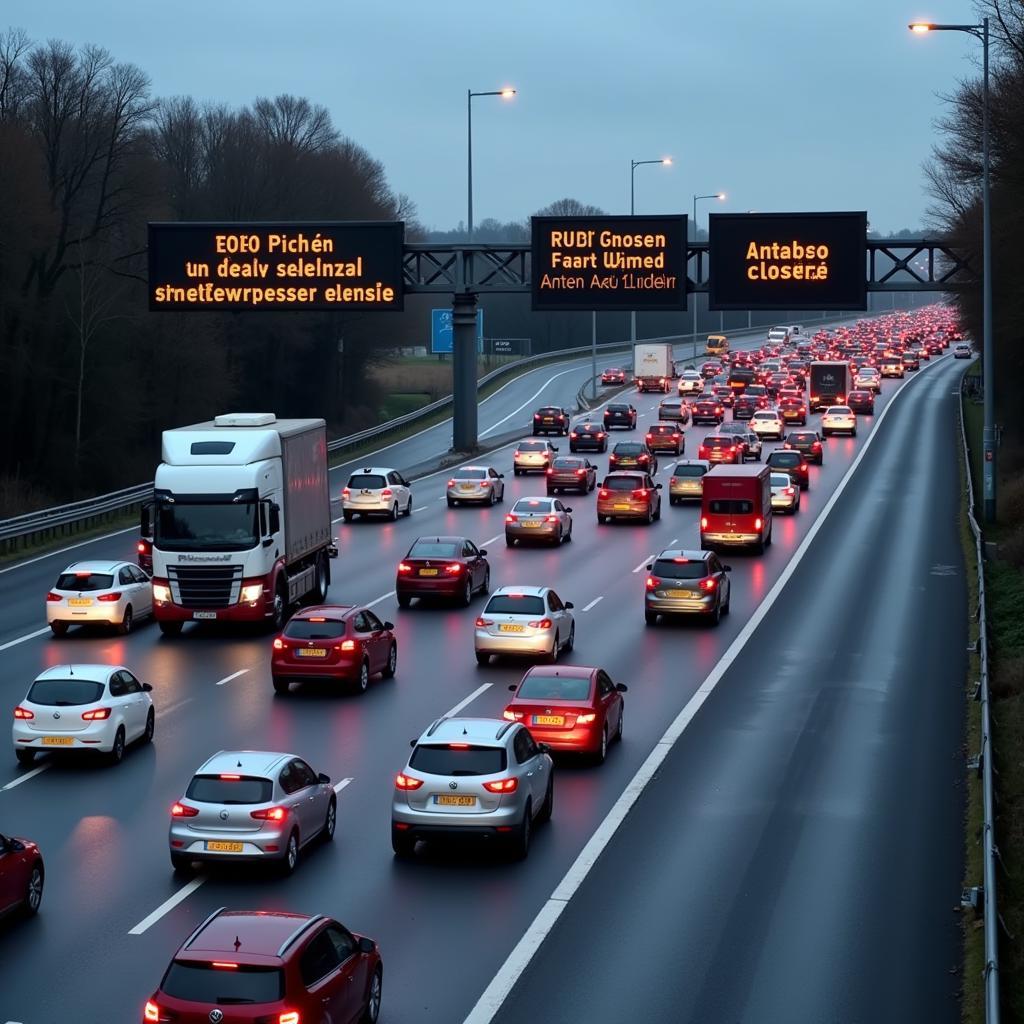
[505, 497, 573, 546]
[446, 465, 505, 506]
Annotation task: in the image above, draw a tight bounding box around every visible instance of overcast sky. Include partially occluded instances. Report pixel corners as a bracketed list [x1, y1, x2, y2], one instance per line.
[5, 0, 981, 234]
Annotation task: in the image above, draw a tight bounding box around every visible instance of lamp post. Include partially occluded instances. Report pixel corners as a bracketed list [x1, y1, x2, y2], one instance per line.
[629, 157, 672, 341]
[467, 87, 515, 241]
[692, 192, 726, 358]
[910, 19, 994, 521]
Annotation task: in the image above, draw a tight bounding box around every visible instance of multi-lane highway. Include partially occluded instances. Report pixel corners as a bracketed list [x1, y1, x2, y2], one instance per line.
[0, 325, 966, 1023]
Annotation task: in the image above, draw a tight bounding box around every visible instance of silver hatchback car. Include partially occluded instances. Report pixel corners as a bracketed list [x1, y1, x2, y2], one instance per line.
[168, 750, 336, 875]
[474, 586, 575, 665]
[392, 717, 554, 859]
[505, 497, 573, 546]
[446, 465, 505, 506]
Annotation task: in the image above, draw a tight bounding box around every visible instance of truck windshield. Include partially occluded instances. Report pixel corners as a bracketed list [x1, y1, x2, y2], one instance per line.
[155, 503, 259, 551]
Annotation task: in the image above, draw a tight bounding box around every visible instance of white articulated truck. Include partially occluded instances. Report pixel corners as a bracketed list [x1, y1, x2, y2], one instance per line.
[150, 413, 335, 636]
[633, 342, 674, 393]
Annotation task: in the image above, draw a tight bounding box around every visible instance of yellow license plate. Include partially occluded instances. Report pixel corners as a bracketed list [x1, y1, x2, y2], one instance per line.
[543, 418, 553, 422]
[296, 648, 327, 657]
[459, 484, 475, 491]
[614, 503, 630, 510]
[499, 623, 525, 633]
[419, 568, 439, 576]
[206, 841, 244, 852]
[42, 736, 74, 745]
[534, 715, 564, 726]
[666, 589, 692, 598]
[68, 598, 92, 606]
[435, 795, 476, 807]
[522, 521, 542, 528]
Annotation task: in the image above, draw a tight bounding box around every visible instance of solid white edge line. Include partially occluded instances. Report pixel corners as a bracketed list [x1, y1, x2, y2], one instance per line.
[128, 877, 206, 935]
[631, 556, 655, 574]
[333, 777, 354, 795]
[444, 683, 491, 719]
[1, 764, 50, 791]
[0, 627, 51, 652]
[366, 590, 396, 609]
[0, 525, 138, 575]
[581, 596, 603, 613]
[159, 697, 194, 717]
[461, 355, 951, 1024]
[214, 669, 248, 687]
[480, 366, 604, 438]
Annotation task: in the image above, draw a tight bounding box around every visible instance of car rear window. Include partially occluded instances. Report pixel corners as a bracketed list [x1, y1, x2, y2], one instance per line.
[552, 458, 584, 470]
[26, 679, 104, 706]
[708, 499, 754, 514]
[56, 572, 114, 591]
[348, 474, 386, 489]
[517, 675, 592, 700]
[408, 541, 461, 558]
[602, 476, 643, 491]
[518, 442, 546, 452]
[769, 452, 802, 467]
[160, 961, 284, 1004]
[512, 498, 553, 513]
[410, 744, 507, 776]
[607, 404, 629, 412]
[452, 469, 486, 480]
[186, 775, 274, 805]
[485, 594, 545, 615]
[788, 433, 816, 443]
[284, 618, 347, 639]
[827, 407, 852, 415]
[652, 558, 707, 579]
[537, 408, 562, 416]
[613, 443, 643, 453]
[752, 412, 777, 420]
[703, 437, 732, 448]
[673, 465, 707, 478]
[649, 425, 675, 434]
[771, 474, 793, 488]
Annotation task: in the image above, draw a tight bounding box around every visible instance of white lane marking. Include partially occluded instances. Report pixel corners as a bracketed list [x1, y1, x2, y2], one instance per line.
[444, 683, 491, 718]
[482, 534, 503, 547]
[366, 590, 396, 608]
[1, 764, 51, 791]
[582, 596, 603, 612]
[462, 352, 951, 1024]
[0, 627, 51, 652]
[333, 777, 354, 795]
[480, 367, 595, 438]
[413, 506, 428, 512]
[669, 538, 678, 546]
[331, 515, 345, 524]
[438, 495, 447, 501]
[160, 697, 194, 717]
[631, 555, 655, 574]
[215, 669, 248, 687]
[128, 877, 206, 935]
[0, 525, 138, 575]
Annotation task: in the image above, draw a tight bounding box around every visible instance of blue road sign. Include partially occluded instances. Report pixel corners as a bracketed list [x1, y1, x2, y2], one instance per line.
[431, 308, 483, 353]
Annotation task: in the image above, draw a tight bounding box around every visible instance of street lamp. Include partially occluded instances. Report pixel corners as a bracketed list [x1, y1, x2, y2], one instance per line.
[629, 157, 672, 341]
[467, 87, 516, 242]
[692, 192, 726, 356]
[910, 18, 995, 521]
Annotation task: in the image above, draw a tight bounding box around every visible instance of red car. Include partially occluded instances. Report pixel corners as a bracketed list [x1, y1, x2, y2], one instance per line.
[691, 398, 725, 425]
[144, 908, 383, 1024]
[698, 434, 743, 464]
[396, 536, 490, 608]
[504, 665, 626, 763]
[601, 367, 627, 385]
[779, 397, 807, 425]
[0, 832, 43, 920]
[271, 605, 397, 695]
[700, 360, 723, 379]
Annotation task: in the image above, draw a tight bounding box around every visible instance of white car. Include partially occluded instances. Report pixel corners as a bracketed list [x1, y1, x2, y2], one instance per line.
[821, 406, 857, 437]
[13, 664, 154, 766]
[513, 440, 558, 475]
[474, 586, 575, 665]
[677, 370, 703, 395]
[447, 465, 505, 506]
[47, 560, 153, 637]
[954, 342, 972, 359]
[750, 410, 784, 441]
[854, 368, 881, 393]
[342, 466, 413, 521]
[770, 472, 801, 513]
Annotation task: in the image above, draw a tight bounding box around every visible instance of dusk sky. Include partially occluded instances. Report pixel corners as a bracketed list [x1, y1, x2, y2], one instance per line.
[5, 0, 982, 234]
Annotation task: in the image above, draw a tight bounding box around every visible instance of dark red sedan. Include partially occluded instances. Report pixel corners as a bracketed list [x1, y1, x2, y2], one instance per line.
[272, 605, 397, 694]
[504, 665, 627, 763]
[847, 389, 876, 415]
[0, 832, 43, 920]
[396, 535, 490, 608]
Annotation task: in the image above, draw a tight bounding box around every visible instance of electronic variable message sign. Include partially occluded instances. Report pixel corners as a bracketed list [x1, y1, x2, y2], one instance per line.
[531, 215, 687, 311]
[148, 222, 405, 311]
[708, 212, 867, 311]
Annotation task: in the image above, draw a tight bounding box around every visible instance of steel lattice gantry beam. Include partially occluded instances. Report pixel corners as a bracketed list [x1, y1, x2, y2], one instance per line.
[401, 240, 975, 294]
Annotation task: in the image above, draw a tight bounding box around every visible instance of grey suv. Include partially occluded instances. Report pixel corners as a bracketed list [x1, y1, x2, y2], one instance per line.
[168, 750, 336, 875]
[392, 717, 554, 859]
[717, 421, 762, 461]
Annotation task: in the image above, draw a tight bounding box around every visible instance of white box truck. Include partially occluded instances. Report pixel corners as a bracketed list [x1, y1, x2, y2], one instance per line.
[150, 413, 335, 636]
[633, 342, 674, 393]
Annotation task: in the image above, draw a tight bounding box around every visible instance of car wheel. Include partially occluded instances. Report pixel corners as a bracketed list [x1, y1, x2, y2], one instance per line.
[280, 830, 299, 875]
[355, 660, 370, 694]
[397, 593, 411, 609]
[361, 966, 384, 1024]
[511, 802, 532, 860]
[170, 853, 195, 876]
[514, 468, 522, 477]
[555, 526, 563, 546]
[109, 726, 126, 765]
[272, 675, 290, 696]
[852, 428, 857, 437]
[322, 797, 337, 842]
[158, 620, 182, 638]
[597, 514, 606, 524]
[594, 726, 608, 765]
[461, 579, 473, 607]
[497, 483, 505, 502]
[615, 706, 624, 742]
[382, 643, 397, 679]
[644, 610, 658, 626]
[646, 505, 654, 525]
[16, 748, 35, 767]
[270, 586, 287, 633]
[565, 623, 575, 652]
[481, 568, 490, 595]
[565, 522, 573, 543]
[23, 862, 43, 916]
[405, 498, 413, 516]
[447, 497, 455, 508]
[537, 779, 554, 823]
[49, 622, 68, 638]
[391, 828, 416, 858]
[475, 650, 491, 666]
[547, 488, 555, 497]
[389, 503, 398, 522]
[116, 606, 134, 635]
[547, 637, 559, 664]
[653, 500, 661, 522]
[670, 496, 679, 506]
[143, 707, 155, 744]
[489, 488, 497, 505]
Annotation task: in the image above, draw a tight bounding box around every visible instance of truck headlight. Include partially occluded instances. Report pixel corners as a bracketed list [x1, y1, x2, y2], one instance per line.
[152, 583, 171, 603]
[241, 583, 264, 603]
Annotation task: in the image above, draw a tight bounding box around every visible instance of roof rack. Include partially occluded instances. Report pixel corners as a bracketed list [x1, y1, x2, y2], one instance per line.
[495, 721, 516, 741]
[277, 915, 326, 957]
[183, 907, 227, 949]
[425, 717, 447, 737]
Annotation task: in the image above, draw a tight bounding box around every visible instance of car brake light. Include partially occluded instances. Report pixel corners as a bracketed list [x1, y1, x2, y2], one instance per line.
[545, 467, 553, 474]
[698, 447, 708, 458]
[570, 432, 578, 439]
[395, 773, 423, 790]
[340, 639, 357, 651]
[46, 592, 62, 602]
[646, 576, 660, 589]
[380, 488, 392, 498]
[646, 433, 653, 440]
[534, 414, 541, 419]
[632, 489, 648, 499]
[576, 468, 586, 476]
[505, 514, 517, 523]
[576, 712, 598, 724]
[144, 1002, 160, 1023]
[811, 394, 819, 402]
[82, 707, 111, 720]
[503, 709, 524, 720]
[342, 488, 350, 499]
[137, 541, 148, 554]
[13, 706, 34, 720]
[211, 961, 239, 969]
[483, 777, 519, 793]
[444, 563, 463, 574]
[273, 637, 285, 650]
[279, 1012, 301, 1024]
[700, 516, 708, 529]
[398, 562, 412, 573]
[755, 517, 763, 530]
[784, 486, 795, 496]
[251, 806, 287, 821]
[545, 515, 559, 523]
[171, 802, 199, 817]
[447, 479, 456, 486]
[97, 592, 122, 602]
[597, 432, 605, 438]
[598, 489, 609, 499]
[528, 618, 553, 628]
[812, 441, 822, 450]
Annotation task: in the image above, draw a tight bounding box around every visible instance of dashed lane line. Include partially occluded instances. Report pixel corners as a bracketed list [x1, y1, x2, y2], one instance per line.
[0, 627, 51, 652]
[366, 591, 396, 609]
[128, 877, 206, 935]
[444, 683, 492, 719]
[215, 669, 249, 687]
[581, 596, 604, 612]
[1, 765, 50, 792]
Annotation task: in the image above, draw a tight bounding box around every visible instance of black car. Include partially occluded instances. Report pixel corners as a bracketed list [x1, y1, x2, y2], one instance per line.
[604, 403, 638, 430]
[847, 389, 876, 415]
[609, 441, 657, 475]
[783, 430, 824, 465]
[766, 449, 810, 490]
[532, 406, 571, 436]
[569, 422, 608, 453]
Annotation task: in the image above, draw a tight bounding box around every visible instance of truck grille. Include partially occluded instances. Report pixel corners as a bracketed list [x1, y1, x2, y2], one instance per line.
[167, 565, 243, 608]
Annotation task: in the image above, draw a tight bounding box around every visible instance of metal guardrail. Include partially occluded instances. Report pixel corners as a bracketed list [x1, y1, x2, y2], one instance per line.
[958, 368, 1000, 1024]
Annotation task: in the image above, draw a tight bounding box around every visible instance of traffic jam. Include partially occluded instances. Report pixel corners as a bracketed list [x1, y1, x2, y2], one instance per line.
[1, 305, 962, 1024]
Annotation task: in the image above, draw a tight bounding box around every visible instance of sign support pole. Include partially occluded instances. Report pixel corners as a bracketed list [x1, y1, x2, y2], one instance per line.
[591, 312, 598, 401]
[452, 291, 479, 451]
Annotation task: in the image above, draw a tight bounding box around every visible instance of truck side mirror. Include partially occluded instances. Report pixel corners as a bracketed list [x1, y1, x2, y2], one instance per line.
[140, 501, 153, 540]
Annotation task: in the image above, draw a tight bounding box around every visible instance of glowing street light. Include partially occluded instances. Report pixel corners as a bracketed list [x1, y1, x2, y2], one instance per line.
[467, 87, 517, 240]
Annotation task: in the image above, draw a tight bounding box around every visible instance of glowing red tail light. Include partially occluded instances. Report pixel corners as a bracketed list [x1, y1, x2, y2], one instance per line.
[46, 592, 61, 602]
[273, 637, 285, 650]
[505, 514, 517, 523]
[503, 709, 524, 720]
[645, 576, 660, 589]
[398, 562, 412, 573]
[755, 517, 763, 530]
[340, 639, 356, 651]
[395, 773, 423, 790]
[545, 467, 553, 474]
[698, 447, 708, 458]
[82, 707, 111, 720]
[279, 1011, 301, 1024]
[528, 618, 553, 629]
[784, 486, 795, 496]
[444, 563, 463, 574]
[380, 488, 392, 498]
[483, 777, 519, 793]
[97, 592, 122, 602]
[632, 489, 648, 499]
[447, 479, 456, 486]
[137, 541, 148, 555]
[576, 468, 586, 475]
[812, 441, 822, 450]
[211, 961, 239, 969]
[576, 712, 597, 725]
[144, 1001, 160, 1022]
[646, 433, 653, 440]
[250, 806, 287, 821]
[598, 489, 609, 499]
[13, 706, 34, 720]
[699, 576, 718, 592]
[475, 617, 493, 627]
[700, 516, 708, 529]
[597, 432, 605, 438]
[171, 802, 199, 817]
[570, 432, 578, 439]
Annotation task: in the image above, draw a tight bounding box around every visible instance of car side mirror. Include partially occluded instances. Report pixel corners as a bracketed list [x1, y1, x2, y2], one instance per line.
[358, 937, 376, 954]
[552, 446, 559, 452]
[564, 601, 574, 609]
[655, 483, 663, 490]
[723, 564, 732, 572]
[498, 474, 504, 479]
[318, 772, 331, 785]
[646, 563, 653, 571]
[508, 684, 517, 691]
[384, 621, 394, 631]
[479, 549, 488, 556]
[142, 682, 153, 692]
[616, 683, 628, 692]
[564, 507, 573, 514]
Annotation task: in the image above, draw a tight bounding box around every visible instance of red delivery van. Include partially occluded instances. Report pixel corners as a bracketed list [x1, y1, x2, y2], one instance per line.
[700, 464, 773, 554]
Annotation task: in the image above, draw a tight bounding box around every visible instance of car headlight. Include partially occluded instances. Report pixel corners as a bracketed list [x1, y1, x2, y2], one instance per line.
[240, 583, 264, 603]
[152, 583, 171, 603]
